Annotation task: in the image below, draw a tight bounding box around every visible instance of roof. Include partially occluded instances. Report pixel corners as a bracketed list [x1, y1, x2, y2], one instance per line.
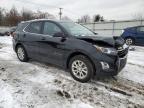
[21, 19, 72, 24]
[126, 25, 144, 29]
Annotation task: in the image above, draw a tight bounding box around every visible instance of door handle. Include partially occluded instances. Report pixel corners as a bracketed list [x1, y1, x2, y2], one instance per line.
[23, 34, 26, 38]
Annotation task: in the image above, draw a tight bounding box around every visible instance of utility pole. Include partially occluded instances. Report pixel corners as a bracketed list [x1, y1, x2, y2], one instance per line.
[59, 8, 63, 20]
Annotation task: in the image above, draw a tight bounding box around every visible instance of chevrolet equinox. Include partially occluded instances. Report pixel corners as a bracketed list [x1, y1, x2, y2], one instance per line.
[13, 19, 129, 82]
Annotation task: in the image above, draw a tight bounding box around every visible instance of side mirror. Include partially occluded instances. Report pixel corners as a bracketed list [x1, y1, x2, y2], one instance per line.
[53, 32, 65, 38]
[93, 32, 98, 35]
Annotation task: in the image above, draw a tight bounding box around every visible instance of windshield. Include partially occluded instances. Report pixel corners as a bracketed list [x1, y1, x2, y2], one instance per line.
[59, 22, 95, 37]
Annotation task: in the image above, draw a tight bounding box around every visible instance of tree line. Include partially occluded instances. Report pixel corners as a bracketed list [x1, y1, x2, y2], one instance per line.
[0, 6, 55, 26]
[0, 6, 105, 27]
[78, 14, 105, 23]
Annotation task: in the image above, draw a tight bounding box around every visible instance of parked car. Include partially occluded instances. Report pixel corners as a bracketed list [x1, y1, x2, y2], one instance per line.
[10, 26, 17, 35]
[121, 26, 144, 45]
[0, 28, 10, 36]
[13, 19, 129, 82]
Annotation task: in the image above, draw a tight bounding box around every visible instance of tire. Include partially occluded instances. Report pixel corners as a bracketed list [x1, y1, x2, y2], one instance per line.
[69, 55, 94, 83]
[16, 45, 29, 62]
[125, 37, 134, 45]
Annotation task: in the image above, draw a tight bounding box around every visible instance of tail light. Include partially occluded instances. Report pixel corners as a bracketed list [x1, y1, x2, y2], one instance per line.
[11, 32, 16, 38]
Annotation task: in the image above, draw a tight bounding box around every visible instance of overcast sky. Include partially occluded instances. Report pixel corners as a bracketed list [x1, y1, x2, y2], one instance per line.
[0, 0, 144, 21]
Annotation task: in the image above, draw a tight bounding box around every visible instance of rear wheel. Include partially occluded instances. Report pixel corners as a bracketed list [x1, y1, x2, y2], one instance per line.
[16, 45, 29, 62]
[69, 55, 94, 83]
[125, 38, 134, 45]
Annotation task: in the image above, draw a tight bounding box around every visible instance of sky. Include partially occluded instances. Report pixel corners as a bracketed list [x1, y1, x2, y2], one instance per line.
[0, 0, 144, 21]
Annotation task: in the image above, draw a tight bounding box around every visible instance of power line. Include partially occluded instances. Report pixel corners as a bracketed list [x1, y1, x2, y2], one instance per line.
[14, 0, 81, 20]
[15, 0, 80, 15]
[15, 0, 60, 8]
[15, 0, 62, 19]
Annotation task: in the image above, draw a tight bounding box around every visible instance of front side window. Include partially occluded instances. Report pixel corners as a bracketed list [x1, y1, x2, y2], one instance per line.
[43, 22, 62, 36]
[25, 22, 42, 34]
[59, 22, 95, 37]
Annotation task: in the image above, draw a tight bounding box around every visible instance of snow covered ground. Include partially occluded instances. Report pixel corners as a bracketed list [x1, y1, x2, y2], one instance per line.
[0, 36, 144, 108]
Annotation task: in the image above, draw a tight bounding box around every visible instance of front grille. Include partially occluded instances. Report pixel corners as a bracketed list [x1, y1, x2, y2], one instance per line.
[116, 44, 129, 58]
[118, 48, 128, 58]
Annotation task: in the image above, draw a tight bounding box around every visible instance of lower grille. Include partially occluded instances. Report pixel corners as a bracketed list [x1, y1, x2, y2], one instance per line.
[116, 44, 129, 58]
[118, 57, 127, 71]
[118, 48, 128, 58]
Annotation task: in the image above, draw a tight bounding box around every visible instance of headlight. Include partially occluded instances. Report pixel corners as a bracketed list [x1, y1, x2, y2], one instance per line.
[94, 45, 117, 55]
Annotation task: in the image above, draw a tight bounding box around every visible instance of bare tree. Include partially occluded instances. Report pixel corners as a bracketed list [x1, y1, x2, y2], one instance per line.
[0, 6, 57, 26]
[100, 16, 104, 22]
[61, 16, 71, 21]
[0, 8, 5, 25]
[78, 15, 91, 23]
[93, 14, 101, 22]
[21, 8, 34, 21]
[93, 14, 104, 22]
[36, 10, 47, 19]
[5, 6, 20, 26]
[35, 10, 55, 19]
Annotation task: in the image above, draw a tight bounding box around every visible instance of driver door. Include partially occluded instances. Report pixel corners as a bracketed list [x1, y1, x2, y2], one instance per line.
[38, 21, 67, 66]
[136, 26, 144, 45]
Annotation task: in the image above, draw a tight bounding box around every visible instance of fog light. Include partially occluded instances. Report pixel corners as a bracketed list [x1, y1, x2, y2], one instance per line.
[100, 62, 110, 70]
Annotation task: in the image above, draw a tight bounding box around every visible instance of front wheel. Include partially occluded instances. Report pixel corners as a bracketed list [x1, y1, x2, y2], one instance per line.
[69, 55, 94, 83]
[125, 38, 134, 45]
[16, 45, 29, 62]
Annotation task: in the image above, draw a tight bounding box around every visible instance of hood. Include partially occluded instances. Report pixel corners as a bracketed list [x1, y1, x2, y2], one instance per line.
[77, 35, 125, 47]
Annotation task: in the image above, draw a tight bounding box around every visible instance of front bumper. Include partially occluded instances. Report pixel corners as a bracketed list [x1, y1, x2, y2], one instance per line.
[93, 54, 127, 76]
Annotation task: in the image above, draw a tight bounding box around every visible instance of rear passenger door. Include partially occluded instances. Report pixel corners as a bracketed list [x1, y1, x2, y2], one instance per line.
[38, 21, 66, 66]
[136, 27, 144, 45]
[23, 21, 43, 59]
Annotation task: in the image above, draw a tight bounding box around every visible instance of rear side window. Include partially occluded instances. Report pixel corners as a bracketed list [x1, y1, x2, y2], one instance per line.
[138, 27, 144, 32]
[16, 23, 28, 32]
[130, 27, 136, 31]
[25, 21, 42, 34]
[43, 22, 62, 36]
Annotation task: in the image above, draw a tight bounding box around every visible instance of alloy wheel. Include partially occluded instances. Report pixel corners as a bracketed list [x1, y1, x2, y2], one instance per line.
[17, 47, 25, 60]
[126, 38, 133, 45]
[71, 60, 88, 79]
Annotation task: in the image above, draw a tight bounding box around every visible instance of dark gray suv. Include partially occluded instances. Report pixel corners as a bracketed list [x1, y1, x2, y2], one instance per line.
[13, 19, 128, 82]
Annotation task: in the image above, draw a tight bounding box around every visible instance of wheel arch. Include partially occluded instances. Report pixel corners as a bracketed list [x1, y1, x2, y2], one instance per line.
[125, 36, 135, 40]
[15, 43, 29, 62]
[15, 43, 25, 52]
[66, 51, 96, 74]
[125, 36, 135, 43]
